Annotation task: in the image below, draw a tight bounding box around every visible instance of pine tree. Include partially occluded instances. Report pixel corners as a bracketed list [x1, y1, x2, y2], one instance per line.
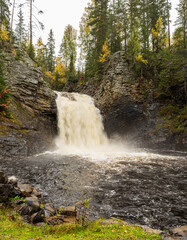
[15, 7, 26, 45]
[175, 0, 187, 49]
[87, 0, 109, 79]
[47, 29, 55, 72]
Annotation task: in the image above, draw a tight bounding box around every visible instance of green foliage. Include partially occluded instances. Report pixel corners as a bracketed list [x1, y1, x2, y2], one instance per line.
[59, 24, 77, 69]
[0, 207, 161, 240]
[9, 196, 25, 202]
[47, 29, 56, 72]
[175, 0, 187, 49]
[76, 198, 92, 226]
[159, 105, 187, 134]
[15, 7, 26, 46]
[26, 43, 35, 60]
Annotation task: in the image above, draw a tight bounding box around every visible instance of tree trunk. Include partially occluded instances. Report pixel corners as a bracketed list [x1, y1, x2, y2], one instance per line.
[30, 0, 32, 47]
[10, 0, 16, 44]
[167, 0, 170, 49]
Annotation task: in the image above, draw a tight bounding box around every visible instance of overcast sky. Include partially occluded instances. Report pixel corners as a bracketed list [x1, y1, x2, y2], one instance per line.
[13, 0, 179, 54]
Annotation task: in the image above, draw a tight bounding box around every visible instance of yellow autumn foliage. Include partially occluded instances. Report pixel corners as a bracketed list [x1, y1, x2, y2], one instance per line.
[136, 54, 148, 65]
[0, 21, 9, 42]
[152, 16, 167, 51]
[99, 38, 110, 63]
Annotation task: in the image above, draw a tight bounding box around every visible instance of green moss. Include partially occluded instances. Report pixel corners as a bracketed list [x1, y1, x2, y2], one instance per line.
[0, 207, 161, 240]
[158, 105, 187, 134]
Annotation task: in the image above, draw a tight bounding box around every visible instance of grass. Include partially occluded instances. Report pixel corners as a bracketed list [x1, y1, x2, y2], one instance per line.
[0, 207, 162, 240]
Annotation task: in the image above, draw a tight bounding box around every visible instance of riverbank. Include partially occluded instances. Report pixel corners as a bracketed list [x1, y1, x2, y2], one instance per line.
[0, 170, 162, 240]
[0, 207, 162, 240]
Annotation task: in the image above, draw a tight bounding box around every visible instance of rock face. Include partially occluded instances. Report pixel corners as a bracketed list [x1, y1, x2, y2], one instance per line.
[66, 51, 186, 150]
[0, 46, 57, 158]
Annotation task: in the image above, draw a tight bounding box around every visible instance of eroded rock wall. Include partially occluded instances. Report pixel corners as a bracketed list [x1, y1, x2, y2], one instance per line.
[64, 51, 186, 150]
[0, 47, 57, 158]
[94, 52, 186, 150]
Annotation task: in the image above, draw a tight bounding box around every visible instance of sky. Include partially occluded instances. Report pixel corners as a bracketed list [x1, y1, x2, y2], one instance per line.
[13, 0, 179, 54]
[34, 0, 91, 53]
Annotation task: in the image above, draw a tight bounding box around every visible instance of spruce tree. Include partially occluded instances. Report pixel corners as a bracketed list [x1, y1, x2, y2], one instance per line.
[175, 0, 187, 49]
[87, 0, 109, 79]
[15, 7, 26, 45]
[47, 29, 55, 72]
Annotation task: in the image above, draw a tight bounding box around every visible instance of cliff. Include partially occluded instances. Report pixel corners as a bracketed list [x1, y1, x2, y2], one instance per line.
[0, 46, 57, 158]
[64, 51, 187, 150]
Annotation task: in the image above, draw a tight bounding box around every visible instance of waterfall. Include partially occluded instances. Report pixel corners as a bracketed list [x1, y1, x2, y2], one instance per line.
[55, 92, 109, 154]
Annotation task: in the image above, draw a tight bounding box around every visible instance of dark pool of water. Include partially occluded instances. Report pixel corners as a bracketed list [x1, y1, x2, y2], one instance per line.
[0, 150, 186, 230]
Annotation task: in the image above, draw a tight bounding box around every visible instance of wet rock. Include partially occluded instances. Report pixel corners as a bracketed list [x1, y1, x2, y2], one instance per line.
[0, 171, 8, 184]
[31, 187, 41, 198]
[43, 203, 56, 218]
[25, 197, 40, 212]
[18, 184, 33, 197]
[17, 204, 34, 216]
[31, 209, 45, 224]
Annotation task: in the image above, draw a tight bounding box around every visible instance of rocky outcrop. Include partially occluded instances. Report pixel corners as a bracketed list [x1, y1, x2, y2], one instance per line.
[0, 46, 57, 158]
[66, 51, 186, 150]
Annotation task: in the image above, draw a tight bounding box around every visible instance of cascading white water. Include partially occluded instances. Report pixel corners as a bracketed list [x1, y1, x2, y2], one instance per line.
[55, 92, 110, 154]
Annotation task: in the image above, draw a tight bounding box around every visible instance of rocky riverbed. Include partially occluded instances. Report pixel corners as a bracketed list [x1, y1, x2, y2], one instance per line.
[0, 149, 186, 232]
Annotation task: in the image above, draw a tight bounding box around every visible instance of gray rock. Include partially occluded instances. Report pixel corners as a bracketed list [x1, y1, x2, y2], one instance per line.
[25, 197, 40, 212]
[31, 187, 41, 198]
[43, 203, 56, 218]
[59, 206, 76, 216]
[17, 203, 34, 216]
[18, 184, 33, 197]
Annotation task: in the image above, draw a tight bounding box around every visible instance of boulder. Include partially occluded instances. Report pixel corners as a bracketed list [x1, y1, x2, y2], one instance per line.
[18, 184, 33, 197]
[43, 203, 56, 218]
[31, 187, 41, 198]
[31, 209, 45, 224]
[17, 204, 34, 216]
[0, 183, 15, 202]
[58, 206, 76, 217]
[8, 176, 18, 186]
[25, 197, 40, 213]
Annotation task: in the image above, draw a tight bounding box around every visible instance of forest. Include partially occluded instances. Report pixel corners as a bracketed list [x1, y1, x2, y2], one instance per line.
[0, 0, 186, 118]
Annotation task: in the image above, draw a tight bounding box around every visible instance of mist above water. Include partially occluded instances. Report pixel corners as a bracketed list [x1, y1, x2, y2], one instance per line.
[55, 92, 132, 157]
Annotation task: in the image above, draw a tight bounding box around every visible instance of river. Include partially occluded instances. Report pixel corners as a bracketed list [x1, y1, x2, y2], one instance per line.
[0, 92, 186, 230]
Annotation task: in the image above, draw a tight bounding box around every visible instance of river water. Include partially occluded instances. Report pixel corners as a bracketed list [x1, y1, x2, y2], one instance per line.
[0, 92, 186, 230]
